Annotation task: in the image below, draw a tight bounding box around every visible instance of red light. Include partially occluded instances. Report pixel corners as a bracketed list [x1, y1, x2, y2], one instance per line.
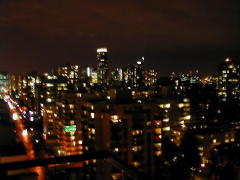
[225, 58, 232, 62]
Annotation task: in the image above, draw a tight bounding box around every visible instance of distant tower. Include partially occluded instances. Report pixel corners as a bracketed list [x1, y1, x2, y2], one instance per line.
[217, 58, 240, 101]
[135, 56, 145, 88]
[97, 48, 109, 85]
[136, 56, 144, 68]
[124, 57, 145, 89]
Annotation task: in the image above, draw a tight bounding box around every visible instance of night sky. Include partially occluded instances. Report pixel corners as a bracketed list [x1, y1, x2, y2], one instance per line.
[0, 0, 239, 75]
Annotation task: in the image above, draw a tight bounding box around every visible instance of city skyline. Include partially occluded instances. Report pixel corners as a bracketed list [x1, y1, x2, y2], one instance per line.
[0, 0, 240, 75]
[0, 45, 239, 179]
[0, 1, 240, 179]
[0, 46, 238, 77]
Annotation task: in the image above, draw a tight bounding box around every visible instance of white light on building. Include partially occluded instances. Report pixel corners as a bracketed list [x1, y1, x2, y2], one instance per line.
[97, 48, 108, 53]
[22, 129, 28, 136]
[12, 113, 19, 120]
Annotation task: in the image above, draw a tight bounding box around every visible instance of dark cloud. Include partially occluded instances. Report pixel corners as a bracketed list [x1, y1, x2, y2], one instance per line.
[0, 0, 239, 75]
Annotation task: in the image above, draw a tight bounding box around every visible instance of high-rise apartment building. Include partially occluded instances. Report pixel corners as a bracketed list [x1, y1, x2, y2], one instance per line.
[97, 48, 109, 85]
[77, 94, 191, 179]
[8, 74, 23, 97]
[56, 64, 79, 84]
[217, 58, 240, 101]
[171, 71, 200, 96]
[124, 57, 145, 89]
[0, 72, 9, 91]
[144, 68, 158, 87]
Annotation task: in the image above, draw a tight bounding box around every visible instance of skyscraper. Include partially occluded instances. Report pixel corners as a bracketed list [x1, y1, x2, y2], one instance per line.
[0, 72, 9, 90]
[123, 57, 145, 89]
[217, 58, 240, 101]
[97, 48, 109, 85]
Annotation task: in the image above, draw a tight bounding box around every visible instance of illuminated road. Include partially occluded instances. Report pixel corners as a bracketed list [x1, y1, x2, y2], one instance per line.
[3, 94, 46, 180]
[1, 90, 86, 179]
[14, 111, 46, 180]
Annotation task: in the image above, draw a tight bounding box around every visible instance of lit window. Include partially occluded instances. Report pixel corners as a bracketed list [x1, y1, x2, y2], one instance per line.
[164, 104, 171, 108]
[163, 126, 170, 131]
[155, 151, 162, 156]
[69, 104, 74, 109]
[155, 128, 161, 134]
[111, 115, 121, 123]
[184, 115, 191, 120]
[132, 130, 143, 135]
[163, 118, 169, 122]
[46, 83, 54, 87]
[178, 103, 184, 108]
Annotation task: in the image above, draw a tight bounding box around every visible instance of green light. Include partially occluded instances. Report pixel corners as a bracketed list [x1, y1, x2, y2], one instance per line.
[65, 125, 77, 132]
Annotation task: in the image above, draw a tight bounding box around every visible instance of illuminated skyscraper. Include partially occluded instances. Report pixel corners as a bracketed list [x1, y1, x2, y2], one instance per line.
[111, 68, 123, 82]
[171, 70, 200, 96]
[144, 68, 158, 87]
[124, 57, 145, 89]
[56, 64, 79, 84]
[0, 72, 9, 90]
[217, 58, 240, 101]
[97, 48, 109, 85]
